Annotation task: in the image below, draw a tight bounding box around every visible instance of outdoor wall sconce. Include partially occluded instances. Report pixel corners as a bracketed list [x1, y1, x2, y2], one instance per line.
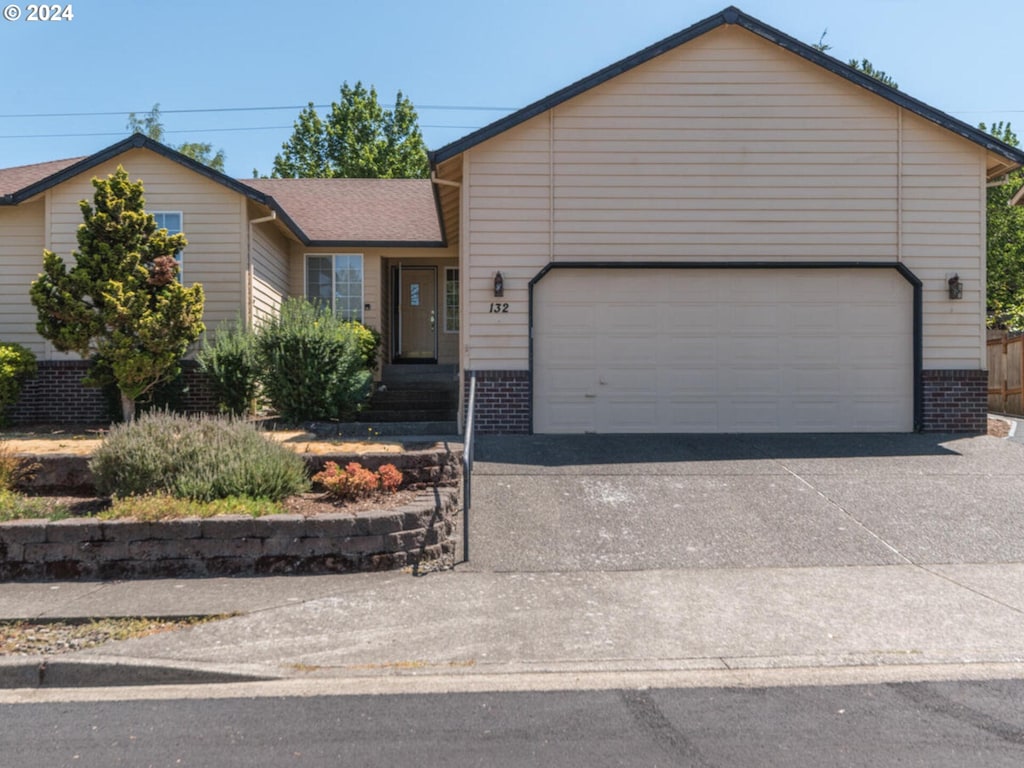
[493, 271, 504, 297]
[947, 273, 963, 300]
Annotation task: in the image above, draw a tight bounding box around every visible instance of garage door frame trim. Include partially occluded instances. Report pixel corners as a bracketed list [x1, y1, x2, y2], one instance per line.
[527, 261, 923, 433]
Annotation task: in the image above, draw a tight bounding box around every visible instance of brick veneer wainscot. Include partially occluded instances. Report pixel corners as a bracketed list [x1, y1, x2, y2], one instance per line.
[464, 370, 530, 434]
[6, 360, 219, 425]
[921, 369, 988, 433]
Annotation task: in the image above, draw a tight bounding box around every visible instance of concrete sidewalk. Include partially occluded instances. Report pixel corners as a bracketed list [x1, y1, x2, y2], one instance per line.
[4, 562, 1024, 690]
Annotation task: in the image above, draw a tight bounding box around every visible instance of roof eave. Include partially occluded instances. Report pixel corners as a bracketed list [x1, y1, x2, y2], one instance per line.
[5, 134, 276, 207]
[301, 240, 448, 249]
[430, 5, 1024, 171]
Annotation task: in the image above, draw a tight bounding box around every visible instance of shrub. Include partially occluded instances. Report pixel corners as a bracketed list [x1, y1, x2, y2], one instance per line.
[313, 461, 404, 501]
[196, 319, 260, 415]
[346, 321, 382, 370]
[0, 343, 37, 423]
[90, 411, 309, 502]
[0, 440, 38, 492]
[377, 463, 403, 493]
[0, 489, 66, 522]
[98, 494, 284, 521]
[256, 299, 372, 422]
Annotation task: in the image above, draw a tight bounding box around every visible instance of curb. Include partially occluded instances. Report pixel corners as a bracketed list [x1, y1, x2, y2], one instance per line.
[0, 656, 275, 689]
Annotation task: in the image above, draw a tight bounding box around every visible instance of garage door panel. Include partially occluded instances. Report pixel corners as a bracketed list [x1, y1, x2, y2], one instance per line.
[660, 338, 718, 365]
[729, 400, 783, 431]
[784, 368, 842, 395]
[658, 367, 718, 394]
[534, 268, 913, 433]
[789, 305, 839, 333]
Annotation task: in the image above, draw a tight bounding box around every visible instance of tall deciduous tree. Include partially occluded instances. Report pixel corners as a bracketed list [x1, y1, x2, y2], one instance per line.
[981, 122, 1024, 328]
[30, 167, 205, 421]
[271, 82, 429, 179]
[812, 31, 899, 89]
[127, 104, 227, 172]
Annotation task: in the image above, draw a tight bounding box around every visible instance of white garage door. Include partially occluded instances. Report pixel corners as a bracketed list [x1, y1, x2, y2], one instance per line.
[533, 268, 914, 433]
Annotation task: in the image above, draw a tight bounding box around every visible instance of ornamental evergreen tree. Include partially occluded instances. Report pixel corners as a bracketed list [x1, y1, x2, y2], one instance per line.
[30, 166, 205, 421]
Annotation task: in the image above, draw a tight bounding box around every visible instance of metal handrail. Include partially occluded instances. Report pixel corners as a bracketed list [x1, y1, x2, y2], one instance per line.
[461, 372, 477, 563]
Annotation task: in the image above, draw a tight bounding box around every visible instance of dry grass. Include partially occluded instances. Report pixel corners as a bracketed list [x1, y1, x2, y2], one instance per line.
[0, 615, 231, 656]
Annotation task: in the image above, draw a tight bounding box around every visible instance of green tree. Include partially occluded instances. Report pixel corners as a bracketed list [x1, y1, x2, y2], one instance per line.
[981, 122, 1024, 328]
[30, 167, 205, 421]
[126, 104, 226, 172]
[271, 82, 429, 178]
[812, 31, 898, 89]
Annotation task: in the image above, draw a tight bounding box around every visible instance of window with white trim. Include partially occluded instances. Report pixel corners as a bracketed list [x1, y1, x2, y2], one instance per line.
[444, 267, 459, 333]
[152, 211, 184, 280]
[305, 254, 364, 322]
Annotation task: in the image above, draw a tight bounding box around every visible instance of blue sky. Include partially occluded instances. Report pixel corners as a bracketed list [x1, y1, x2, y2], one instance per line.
[0, 0, 1021, 178]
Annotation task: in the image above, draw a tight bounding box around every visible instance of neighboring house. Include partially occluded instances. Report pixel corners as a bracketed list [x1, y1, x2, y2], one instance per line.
[2, 6, 1023, 433]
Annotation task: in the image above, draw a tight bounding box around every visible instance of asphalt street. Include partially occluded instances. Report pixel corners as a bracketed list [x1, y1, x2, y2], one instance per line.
[5, 679, 1024, 767]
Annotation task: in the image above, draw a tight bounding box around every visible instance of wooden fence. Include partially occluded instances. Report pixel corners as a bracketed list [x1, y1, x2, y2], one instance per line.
[988, 334, 1024, 415]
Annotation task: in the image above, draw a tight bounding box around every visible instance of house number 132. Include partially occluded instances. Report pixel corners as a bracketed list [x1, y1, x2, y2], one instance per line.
[488, 302, 510, 313]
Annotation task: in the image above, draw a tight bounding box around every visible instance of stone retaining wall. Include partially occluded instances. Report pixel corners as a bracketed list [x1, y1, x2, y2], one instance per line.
[0, 489, 458, 581]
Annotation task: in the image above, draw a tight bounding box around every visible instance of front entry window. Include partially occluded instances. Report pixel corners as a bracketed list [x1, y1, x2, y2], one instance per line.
[306, 254, 363, 322]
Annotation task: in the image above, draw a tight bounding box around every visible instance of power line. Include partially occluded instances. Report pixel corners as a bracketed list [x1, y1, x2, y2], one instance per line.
[0, 103, 517, 120]
[0, 124, 488, 140]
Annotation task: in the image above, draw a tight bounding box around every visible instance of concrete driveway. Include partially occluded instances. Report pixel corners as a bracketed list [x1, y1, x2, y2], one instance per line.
[467, 433, 1024, 572]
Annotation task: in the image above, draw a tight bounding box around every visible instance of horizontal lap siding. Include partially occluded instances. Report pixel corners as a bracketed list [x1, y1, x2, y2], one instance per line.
[899, 118, 986, 369]
[0, 201, 47, 352]
[250, 219, 289, 325]
[47, 149, 245, 335]
[465, 25, 989, 373]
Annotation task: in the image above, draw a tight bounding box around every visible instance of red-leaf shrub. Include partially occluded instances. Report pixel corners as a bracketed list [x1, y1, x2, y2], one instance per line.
[313, 460, 404, 501]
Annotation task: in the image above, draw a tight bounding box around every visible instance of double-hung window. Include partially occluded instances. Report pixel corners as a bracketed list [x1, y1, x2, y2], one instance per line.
[152, 211, 184, 280]
[305, 254, 364, 322]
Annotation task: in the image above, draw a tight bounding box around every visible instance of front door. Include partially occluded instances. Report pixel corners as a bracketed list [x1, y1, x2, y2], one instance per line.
[396, 266, 438, 362]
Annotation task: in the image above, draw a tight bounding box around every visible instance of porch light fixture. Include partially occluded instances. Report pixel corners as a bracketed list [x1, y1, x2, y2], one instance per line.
[947, 273, 963, 300]
[493, 271, 504, 297]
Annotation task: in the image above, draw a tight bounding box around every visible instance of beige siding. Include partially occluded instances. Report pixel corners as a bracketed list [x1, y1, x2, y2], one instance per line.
[899, 115, 987, 368]
[46, 148, 246, 335]
[463, 24, 989, 371]
[249, 216, 290, 325]
[0, 200, 47, 353]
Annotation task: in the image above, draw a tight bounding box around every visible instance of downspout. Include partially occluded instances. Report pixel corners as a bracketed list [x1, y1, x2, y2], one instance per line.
[246, 210, 277, 330]
[897, 108, 903, 263]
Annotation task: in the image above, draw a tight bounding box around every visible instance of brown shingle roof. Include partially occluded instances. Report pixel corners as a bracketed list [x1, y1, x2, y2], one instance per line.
[244, 178, 443, 245]
[0, 156, 84, 197]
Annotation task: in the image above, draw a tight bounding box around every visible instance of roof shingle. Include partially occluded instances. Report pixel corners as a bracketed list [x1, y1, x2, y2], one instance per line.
[0, 156, 84, 197]
[244, 178, 443, 245]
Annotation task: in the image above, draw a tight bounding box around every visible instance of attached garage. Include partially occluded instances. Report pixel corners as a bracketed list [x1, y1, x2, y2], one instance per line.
[532, 265, 918, 433]
[430, 7, 1024, 435]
